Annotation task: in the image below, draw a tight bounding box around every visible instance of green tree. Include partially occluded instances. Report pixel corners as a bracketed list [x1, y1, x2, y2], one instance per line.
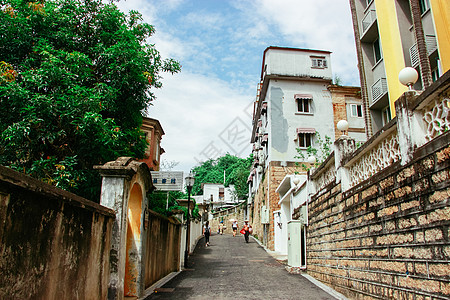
[295, 132, 332, 171]
[191, 153, 252, 200]
[0, 0, 180, 200]
[147, 190, 200, 219]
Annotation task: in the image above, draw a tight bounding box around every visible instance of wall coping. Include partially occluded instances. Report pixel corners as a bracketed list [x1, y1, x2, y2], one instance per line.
[0, 165, 115, 217]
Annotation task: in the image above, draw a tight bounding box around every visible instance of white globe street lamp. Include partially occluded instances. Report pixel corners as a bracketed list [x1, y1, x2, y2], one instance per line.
[337, 119, 349, 136]
[399, 67, 418, 90]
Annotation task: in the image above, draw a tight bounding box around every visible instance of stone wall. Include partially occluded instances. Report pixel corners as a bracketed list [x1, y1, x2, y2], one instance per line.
[0, 165, 114, 300]
[250, 162, 303, 249]
[250, 172, 268, 242]
[144, 211, 181, 288]
[306, 132, 450, 299]
[210, 203, 246, 235]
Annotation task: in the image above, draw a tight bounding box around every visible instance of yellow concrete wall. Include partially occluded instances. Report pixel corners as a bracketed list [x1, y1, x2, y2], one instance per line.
[430, 0, 450, 73]
[375, 0, 408, 117]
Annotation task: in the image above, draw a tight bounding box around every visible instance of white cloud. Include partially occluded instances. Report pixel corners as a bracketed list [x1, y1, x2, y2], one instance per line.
[114, 0, 361, 175]
[238, 0, 359, 86]
[149, 71, 252, 174]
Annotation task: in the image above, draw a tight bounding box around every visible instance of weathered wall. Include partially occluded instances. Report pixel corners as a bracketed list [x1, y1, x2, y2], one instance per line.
[307, 132, 450, 299]
[0, 165, 114, 300]
[144, 210, 181, 288]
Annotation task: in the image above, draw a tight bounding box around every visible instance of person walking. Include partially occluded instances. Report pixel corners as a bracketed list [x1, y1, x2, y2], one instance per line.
[242, 220, 252, 243]
[218, 221, 224, 235]
[232, 220, 238, 237]
[203, 221, 211, 247]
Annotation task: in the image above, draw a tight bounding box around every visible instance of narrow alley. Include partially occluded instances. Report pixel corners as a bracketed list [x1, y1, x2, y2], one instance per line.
[146, 233, 342, 300]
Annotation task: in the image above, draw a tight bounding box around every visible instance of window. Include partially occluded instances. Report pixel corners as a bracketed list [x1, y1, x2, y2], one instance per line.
[295, 94, 313, 114]
[373, 39, 382, 63]
[382, 106, 391, 125]
[419, 0, 430, 14]
[297, 98, 310, 113]
[171, 178, 176, 184]
[298, 133, 313, 148]
[162, 178, 167, 184]
[311, 57, 327, 69]
[153, 178, 158, 184]
[351, 104, 363, 117]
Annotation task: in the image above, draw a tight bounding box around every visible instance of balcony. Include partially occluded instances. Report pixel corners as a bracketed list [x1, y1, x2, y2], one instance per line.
[371, 77, 388, 108]
[360, 10, 377, 42]
[409, 35, 438, 68]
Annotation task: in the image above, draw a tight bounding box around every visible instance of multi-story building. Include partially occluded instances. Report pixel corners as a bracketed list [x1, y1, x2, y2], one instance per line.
[140, 117, 165, 171]
[248, 46, 365, 251]
[349, 0, 450, 136]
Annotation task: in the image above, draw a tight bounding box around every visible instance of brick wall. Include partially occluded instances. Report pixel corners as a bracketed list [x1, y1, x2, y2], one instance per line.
[306, 132, 450, 299]
[251, 162, 303, 250]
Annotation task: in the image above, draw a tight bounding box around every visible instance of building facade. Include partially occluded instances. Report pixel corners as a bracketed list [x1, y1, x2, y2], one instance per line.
[140, 117, 165, 171]
[349, 0, 450, 136]
[248, 47, 365, 251]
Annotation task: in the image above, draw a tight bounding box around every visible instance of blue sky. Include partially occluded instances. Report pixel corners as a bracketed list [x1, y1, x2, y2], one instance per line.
[116, 0, 360, 176]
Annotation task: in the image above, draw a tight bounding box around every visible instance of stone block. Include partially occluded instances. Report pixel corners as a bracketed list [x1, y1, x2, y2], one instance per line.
[377, 233, 413, 245]
[398, 217, 417, 229]
[436, 145, 450, 163]
[413, 178, 430, 194]
[371, 260, 406, 273]
[362, 185, 378, 200]
[370, 224, 382, 233]
[397, 277, 441, 294]
[424, 228, 443, 242]
[393, 186, 412, 199]
[429, 263, 450, 277]
[378, 205, 399, 218]
[414, 262, 428, 276]
[415, 231, 425, 243]
[397, 166, 415, 183]
[393, 247, 432, 259]
[380, 176, 395, 190]
[400, 200, 420, 211]
[385, 221, 396, 231]
[432, 169, 450, 185]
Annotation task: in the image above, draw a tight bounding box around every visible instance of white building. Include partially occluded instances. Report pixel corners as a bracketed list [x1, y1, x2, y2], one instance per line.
[248, 46, 365, 255]
[202, 183, 238, 211]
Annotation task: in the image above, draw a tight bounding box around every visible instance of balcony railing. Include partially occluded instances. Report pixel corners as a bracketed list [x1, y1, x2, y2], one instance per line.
[409, 35, 438, 68]
[310, 70, 450, 192]
[371, 77, 388, 105]
[361, 10, 377, 35]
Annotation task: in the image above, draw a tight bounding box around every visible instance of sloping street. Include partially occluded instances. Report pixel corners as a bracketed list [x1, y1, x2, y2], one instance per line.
[146, 233, 341, 300]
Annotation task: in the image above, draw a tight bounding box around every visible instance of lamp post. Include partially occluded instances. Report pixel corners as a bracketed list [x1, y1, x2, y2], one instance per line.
[184, 173, 195, 268]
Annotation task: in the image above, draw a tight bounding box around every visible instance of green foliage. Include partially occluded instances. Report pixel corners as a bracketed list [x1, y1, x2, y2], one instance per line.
[147, 190, 200, 219]
[295, 132, 332, 171]
[0, 0, 180, 200]
[191, 153, 252, 200]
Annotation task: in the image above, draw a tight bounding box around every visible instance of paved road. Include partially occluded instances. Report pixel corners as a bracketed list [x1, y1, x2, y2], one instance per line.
[146, 233, 338, 300]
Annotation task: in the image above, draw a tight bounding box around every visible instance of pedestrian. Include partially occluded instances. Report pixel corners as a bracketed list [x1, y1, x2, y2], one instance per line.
[203, 221, 211, 247]
[242, 220, 252, 243]
[232, 220, 238, 237]
[218, 221, 224, 235]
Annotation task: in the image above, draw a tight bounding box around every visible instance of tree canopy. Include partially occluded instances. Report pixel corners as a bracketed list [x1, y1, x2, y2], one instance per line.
[191, 153, 252, 200]
[0, 0, 180, 200]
